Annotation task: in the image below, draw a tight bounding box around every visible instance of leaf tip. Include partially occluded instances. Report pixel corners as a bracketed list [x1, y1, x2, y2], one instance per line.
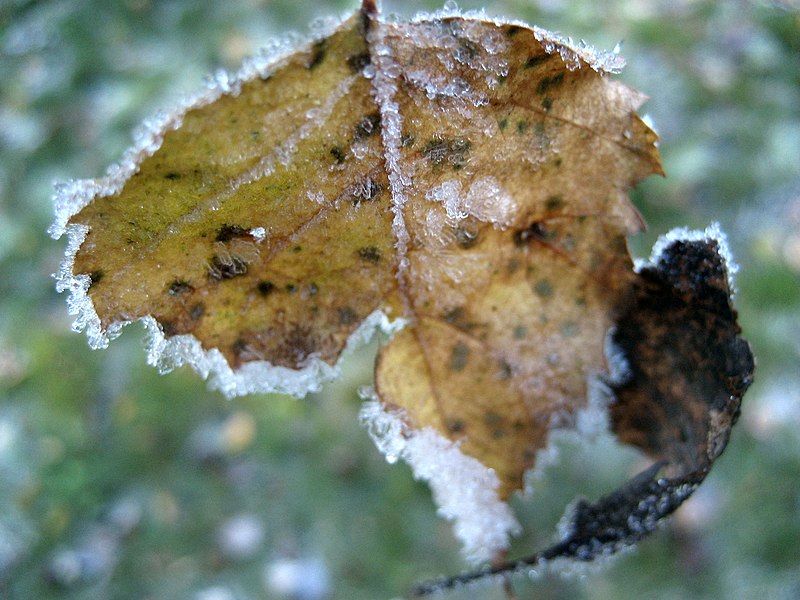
[361, 0, 379, 19]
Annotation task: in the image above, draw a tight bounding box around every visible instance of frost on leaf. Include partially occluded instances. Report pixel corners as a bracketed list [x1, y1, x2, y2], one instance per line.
[50, 0, 752, 572]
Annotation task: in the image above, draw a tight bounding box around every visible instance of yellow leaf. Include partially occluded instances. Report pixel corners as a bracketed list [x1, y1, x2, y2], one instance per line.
[52, 1, 667, 559]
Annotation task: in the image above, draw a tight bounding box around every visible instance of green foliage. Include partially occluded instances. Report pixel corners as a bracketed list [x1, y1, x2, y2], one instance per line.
[1, 1, 799, 598]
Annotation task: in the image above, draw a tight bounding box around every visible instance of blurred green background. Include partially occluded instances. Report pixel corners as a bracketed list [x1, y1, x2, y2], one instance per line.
[1, 0, 799, 598]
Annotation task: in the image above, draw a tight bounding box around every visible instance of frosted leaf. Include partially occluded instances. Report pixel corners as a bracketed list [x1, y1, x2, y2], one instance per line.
[532, 27, 626, 74]
[359, 398, 521, 563]
[48, 3, 755, 587]
[141, 309, 405, 400]
[642, 222, 738, 290]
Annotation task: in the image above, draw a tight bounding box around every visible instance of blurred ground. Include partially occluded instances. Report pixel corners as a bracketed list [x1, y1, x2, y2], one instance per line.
[1, 0, 798, 598]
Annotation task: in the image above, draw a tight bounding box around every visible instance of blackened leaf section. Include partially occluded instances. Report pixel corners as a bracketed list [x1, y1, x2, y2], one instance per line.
[610, 238, 754, 471]
[413, 238, 754, 597]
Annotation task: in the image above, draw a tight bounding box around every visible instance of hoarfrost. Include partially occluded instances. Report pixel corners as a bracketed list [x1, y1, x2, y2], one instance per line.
[426, 177, 517, 229]
[359, 397, 521, 563]
[367, 21, 412, 290]
[142, 309, 405, 399]
[249, 227, 267, 242]
[524, 372, 614, 494]
[638, 222, 738, 291]
[53, 214, 404, 398]
[532, 27, 626, 74]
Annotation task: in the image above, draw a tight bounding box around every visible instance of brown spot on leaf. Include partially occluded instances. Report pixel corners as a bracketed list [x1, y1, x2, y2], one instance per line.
[330, 146, 346, 164]
[353, 112, 381, 140]
[208, 255, 248, 281]
[189, 303, 205, 321]
[545, 194, 564, 211]
[338, 306, 358, 325]
[346, 51, 371, 73]
[423, 136, 471, 169]
[533, 279, 553, 298]
[537, 72, 565, 95]
[524, 54, 551, 69]
[168, 279, 193, 295]
[160, 319, 177, 337]
[257, 280, 275, 296]
[513, 221, 548, 246]
[351, 176, 382, 203]
[88, 270, 104, 287]
[446, 419, 466, 434]
[449, 342, 470, 372]
[307, 39, 327, 69]
[215, 224, 249, 243]
[454, 226, 479, 249]
[358, 246, 381, 263]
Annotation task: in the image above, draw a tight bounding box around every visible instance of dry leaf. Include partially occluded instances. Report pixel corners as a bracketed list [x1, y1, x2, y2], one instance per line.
[51, 0, 751, 571]
[413, 227, 754, 594]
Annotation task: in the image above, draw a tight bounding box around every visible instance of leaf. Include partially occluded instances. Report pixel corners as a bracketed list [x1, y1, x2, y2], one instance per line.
[412, 226, 754, 594]
[50, 1, 750, 569]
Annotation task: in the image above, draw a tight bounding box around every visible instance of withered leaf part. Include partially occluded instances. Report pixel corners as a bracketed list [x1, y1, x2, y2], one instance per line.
[413, 233, 754, 596]
[53, 1, 661, 501]
[610, 235, 755, 472]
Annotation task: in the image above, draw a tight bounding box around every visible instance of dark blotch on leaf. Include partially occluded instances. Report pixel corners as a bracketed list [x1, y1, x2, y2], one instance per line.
[330, 146, 346, 164]
[358, 246, 381, 263]
[232, 338, 248, 357]
[545, 195, 564, 211]
[514, 221, 548, 246]
[88, 270, 104, 287]
[257, 280, 275, 296]
[338, 306, 358, 325]
[423, 136, 471, 169]
[189, 303, 205, 321]
[352, 176, 382, 203]
[354, 112, 381, 140]
[534, 279, 553, 298]
[449, 342, 470, 372]
[168, 279, 193, 295]
[163, 172, 181, 180]
[447, 419, 466, 434]
[215, 224, 248, 242]
[457, 37, 479, 60]
[537, 73, 565, 95]
[208, 255, 247, 280]
[610, 238, 755, 469]
[455, 226, 480, 249]
[346, 51, 371, 73]
[524, 54, 550, 69]
[160, 319, 177, 337]
[307, 39, 327, 69]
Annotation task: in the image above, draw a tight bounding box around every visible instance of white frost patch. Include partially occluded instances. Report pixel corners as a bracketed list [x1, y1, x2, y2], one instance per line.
[532, 27, 625, 73]
[249, 227, 267, 242]
[412, 3, 625, 75]
[148, 309, 406, 399]
[426, 177, 517, 229]
[367, 20, 413, 282]
[359, 397, 521, 563]
[54, 224, 127, 350]
[524, 373, 614, 494]
[637, 222, 738, 291]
